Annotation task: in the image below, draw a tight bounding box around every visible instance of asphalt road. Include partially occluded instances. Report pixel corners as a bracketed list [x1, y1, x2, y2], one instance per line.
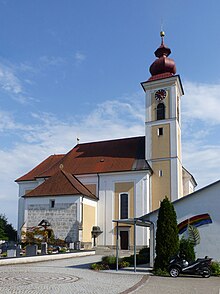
[0, 255, 219, 294]
[134, 275, 220, 294]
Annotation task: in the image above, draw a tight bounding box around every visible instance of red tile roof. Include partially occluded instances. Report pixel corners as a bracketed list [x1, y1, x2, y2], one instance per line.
[16, 154, 64, 182]
[147, 72, 173, 82]
[24, 169, 97, 200]
[16, 136, 151, 182]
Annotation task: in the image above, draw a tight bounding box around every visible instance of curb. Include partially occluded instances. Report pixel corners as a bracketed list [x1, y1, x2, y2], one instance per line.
[0, 250, 96, 266]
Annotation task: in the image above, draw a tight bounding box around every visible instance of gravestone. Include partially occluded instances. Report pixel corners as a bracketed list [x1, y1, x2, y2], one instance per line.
[74, 241, 81, 250]
[26, 244, 38, 256]
[69, 242, 74, 250]
[41, 242, 47, 255]
[7, 249, 16, 258]
[16, 245, 21, 257]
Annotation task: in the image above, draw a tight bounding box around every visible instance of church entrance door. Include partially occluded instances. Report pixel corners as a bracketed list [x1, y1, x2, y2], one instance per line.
[120, 231, 129, 250]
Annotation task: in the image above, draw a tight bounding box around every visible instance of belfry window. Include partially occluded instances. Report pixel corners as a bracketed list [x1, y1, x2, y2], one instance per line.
[157, 103, 165, 120]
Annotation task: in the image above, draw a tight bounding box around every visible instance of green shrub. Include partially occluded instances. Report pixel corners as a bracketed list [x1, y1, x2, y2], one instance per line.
[102, 255, 118, 269]
[59, 247, 67, 253]
[122, 255, 134, 265]
[102, 255, 117, 269]
[90, 263, 108, 270]
[122, 250, 149, 266]
[153, 268, 169, 276]
[211, 261, 220, 276]
[179, 237, 195, 261]
[119, 260, 130, 268]
[90, 256, 129, 271]
[102, 255, 116, 264]
[138, 247, 150, 264]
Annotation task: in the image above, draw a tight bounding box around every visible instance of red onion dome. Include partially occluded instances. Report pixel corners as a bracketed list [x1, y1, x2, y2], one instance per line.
[149, 31, 176, 78]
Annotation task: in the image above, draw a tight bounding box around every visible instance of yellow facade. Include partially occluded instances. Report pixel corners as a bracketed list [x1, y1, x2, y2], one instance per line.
[151, 123, 170, 159]
[151, 160, 171, 210]
[114, 182, 134, 245]
[82, 203, 96, 243]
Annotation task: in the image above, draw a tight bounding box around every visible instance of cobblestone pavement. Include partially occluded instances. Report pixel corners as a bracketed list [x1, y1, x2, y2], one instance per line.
[0, 255, 144, 294]
[1, 255, 219, 294]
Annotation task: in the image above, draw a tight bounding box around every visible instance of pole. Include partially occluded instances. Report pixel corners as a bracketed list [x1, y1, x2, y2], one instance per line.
[134, 220, 136, 272]
[116, 222, 119, 271]
[150, 222, 155, 267]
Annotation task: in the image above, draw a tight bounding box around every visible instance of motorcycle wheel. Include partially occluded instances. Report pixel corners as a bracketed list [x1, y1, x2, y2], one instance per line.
[169, 267, 180, 278]
[201, 267, 211, 278]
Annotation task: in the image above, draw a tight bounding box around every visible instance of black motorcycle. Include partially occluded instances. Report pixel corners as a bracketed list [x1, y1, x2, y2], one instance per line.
[168, 255, 212, 278]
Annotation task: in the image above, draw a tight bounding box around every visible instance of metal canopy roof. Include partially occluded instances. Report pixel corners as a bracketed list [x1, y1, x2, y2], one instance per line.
[113, 218, 152, 227]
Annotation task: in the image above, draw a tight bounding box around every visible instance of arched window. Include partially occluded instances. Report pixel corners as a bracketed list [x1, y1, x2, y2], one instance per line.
[157, 103, 165, 120]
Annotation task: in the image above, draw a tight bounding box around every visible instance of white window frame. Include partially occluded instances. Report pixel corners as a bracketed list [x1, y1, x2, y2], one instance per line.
[119, 192, 130, 219]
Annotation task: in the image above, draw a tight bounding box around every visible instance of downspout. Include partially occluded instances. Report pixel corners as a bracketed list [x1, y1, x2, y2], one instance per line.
[97, 174, 100, 246]
[81, 196, 84, 225]
[80, 196, 84, 242]
[97, 173, 100, 200]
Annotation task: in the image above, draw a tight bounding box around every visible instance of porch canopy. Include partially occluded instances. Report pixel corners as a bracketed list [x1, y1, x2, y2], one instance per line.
[112, 218, 155, 272]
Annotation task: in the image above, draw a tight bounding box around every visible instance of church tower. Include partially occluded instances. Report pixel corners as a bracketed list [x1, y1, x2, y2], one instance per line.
[141, 32, 184, 210]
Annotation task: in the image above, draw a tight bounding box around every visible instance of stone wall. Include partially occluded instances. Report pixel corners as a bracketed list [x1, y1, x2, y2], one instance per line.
[27, 203, 78, 241]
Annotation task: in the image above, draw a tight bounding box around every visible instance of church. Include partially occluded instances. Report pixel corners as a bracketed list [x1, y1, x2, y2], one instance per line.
[16, 32, 196, 250]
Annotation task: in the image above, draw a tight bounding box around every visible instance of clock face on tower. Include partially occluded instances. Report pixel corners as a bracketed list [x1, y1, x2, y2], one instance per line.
[155, 89, 167, 101]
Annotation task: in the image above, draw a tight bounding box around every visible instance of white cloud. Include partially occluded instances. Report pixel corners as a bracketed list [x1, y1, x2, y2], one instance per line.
[0, 65, 22, 94]
[182, 140, 220, 187]
[0, 110, 34, 133]
[0, 63, 36, 104]
[183, 81, 220, 125]
[74, 51, 86, 63]
[181, 80, 220, 188]
[39, 56, 65, 67]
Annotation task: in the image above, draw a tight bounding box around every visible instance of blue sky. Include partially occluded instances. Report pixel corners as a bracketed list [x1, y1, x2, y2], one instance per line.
[0, 0, 219, 226]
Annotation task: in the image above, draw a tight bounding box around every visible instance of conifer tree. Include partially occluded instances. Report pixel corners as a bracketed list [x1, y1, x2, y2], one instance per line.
[154, 197, 179, 271]
[0, 214, 17, 241]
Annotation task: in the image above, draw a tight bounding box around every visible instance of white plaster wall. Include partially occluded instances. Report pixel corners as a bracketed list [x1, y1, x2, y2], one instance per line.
[174, 182, 220, 261]
[76, 174, 98, 188]
[18, 180, 40, 197]
[170, 121, 178, 158]
[170, 158, 179, 201]
[17, 180, 44, 236]
[144, 181, 220, 261]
